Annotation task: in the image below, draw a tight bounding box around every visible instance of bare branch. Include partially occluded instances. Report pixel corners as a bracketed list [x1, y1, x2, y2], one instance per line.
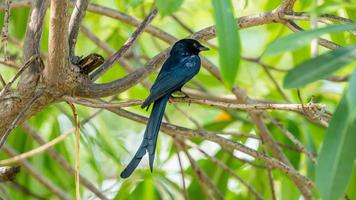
[177, 140, 223, 200]
[326, 75, 350, 82]
[68, 0, 90, 62]
[3, 145, 72, 200]
[188, 142, 264, 200]
[0, 74, 6, 87]
[46, 0, 70, 86]
[21, 123, 108, 200]
[105, 106, 313, 189]
[0, 55, 39, 98]
[231, 86, 314, 199]
[0, 91, 43, 149]
[277, 0, 296, 13]
[285, 21, 340, 50]
[23, 0, 49, 60]
[90, 8, 158, 80]
[66, 102, 80, 200]
[174, 143, 189, 200]
[270, 118, 316, 163]
[0, 0, 11, 61]
[66, 96, 327, 114]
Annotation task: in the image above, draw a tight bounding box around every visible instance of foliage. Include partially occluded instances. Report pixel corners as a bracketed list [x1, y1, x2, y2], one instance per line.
[0, 0, 355, 199]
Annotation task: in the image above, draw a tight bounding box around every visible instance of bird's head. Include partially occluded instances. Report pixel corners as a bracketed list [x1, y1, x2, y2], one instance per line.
[171, 39, 209, 56]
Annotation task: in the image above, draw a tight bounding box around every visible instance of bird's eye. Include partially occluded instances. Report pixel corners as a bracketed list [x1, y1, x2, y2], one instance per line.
[193, 43, 198, 48]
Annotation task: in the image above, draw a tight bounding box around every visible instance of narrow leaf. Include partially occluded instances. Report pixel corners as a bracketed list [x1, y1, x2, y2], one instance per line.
[346, 68, 356, 120]
[316, 96, 356, 200]
[284, 45, 356, 88]
[265, 23, 356, 55]
[156, 0, 184, 16]
[212, 0, 241, 89]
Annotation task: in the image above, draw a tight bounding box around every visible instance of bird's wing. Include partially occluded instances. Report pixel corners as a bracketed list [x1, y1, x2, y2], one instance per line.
[142, 55, 200, 108]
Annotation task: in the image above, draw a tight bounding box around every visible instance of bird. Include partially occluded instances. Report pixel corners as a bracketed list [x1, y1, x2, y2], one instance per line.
[120, 39, 209, 178]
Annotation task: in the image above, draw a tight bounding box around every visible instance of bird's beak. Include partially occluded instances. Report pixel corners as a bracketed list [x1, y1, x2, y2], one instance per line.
[199, 45, 209, 51]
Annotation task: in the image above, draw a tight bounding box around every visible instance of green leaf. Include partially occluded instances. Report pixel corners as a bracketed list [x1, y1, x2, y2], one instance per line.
[265, 23, 356, 56]
[212, 0, 241, 89]
[284, 45, 356, 88]
[346, 68, 356, 120]
[316, 96, 356, 200]
[156, 0, 184, 16]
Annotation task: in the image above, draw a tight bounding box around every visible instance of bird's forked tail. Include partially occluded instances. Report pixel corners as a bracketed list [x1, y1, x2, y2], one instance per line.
[120, 95, 169, 178]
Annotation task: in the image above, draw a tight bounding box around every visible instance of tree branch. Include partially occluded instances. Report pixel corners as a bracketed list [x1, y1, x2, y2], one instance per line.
[90, 8, 158, 80]
[46, 0, 70, 87]
[68, 0, 90, 62]
[105, 106, 313, 188]
[3, 145, 72, 200]
[21, 123, 108, 200]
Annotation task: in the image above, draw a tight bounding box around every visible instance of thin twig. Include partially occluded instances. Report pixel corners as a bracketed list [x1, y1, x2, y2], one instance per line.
[187, 142, 264, 200]
[107, 106, 314, 188]
[3, 145, 72, 200]
[270, 117, 316, 163]
[66, 96, 326, 113]
[10, 181, 47, 200]
[174, 141, 189, 200]
[0, 91, 43, 149]
[0, 128, 74, 165]
[285, 20, 340, 50]
[0, 74, 6, 87]
[21, 123, 108, 200]
[90, 8, 158, 80]
[259, 60, 291, 102]
[176, 140, 221, 200]
[0, 55, 39, 97]
[66, 102, 81, 200]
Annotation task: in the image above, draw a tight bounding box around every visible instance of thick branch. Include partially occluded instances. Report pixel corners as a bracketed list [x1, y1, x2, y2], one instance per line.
[46, 0, 70, 87]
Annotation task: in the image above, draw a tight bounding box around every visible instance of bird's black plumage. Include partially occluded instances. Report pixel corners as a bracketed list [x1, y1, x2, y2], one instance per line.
[120, 39, 208, 178]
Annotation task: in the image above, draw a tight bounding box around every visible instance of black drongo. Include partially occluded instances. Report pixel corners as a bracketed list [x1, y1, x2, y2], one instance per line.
[120, 39, 209, 178]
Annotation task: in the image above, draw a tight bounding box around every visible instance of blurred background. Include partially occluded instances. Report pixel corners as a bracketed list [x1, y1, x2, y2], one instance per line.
[0, 0, 355, 199]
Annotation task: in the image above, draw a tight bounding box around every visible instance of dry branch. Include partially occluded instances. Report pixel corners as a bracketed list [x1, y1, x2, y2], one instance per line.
[68, 0, 90, 62]
[90, 8, 158, 80]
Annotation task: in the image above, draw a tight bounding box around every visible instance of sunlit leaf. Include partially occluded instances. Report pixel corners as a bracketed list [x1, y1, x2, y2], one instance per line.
[346, 68, 356, 120]
[212, 0, 241, 89]
[265, 23, 356, 56]
[284, 45, 356, 88]
[316, 97, 356, 200]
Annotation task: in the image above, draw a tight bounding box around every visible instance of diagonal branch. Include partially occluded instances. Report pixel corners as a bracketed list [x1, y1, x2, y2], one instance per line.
[106, 106, 313, 188]
[68, 0, 90, 62]
[22, 0, 49, 60]
[21, 123, 108, 200]
[0, 91, 43, 149]
[90, 8, 158, 81]
[3, 145, 72, 200]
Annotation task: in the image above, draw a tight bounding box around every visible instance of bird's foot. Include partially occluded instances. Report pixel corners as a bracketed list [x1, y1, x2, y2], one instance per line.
[173, 90, 190, 98]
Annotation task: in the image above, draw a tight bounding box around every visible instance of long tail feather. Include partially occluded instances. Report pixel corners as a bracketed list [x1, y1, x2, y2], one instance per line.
[120, 95, 169, 178]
